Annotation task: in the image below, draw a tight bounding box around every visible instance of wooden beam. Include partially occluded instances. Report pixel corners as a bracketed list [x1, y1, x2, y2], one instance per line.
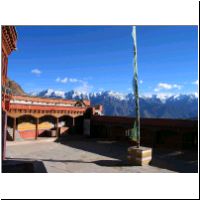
[35, 118, 39, 140]
[56, 118, 59, 137]
[2, 111, 7, 160]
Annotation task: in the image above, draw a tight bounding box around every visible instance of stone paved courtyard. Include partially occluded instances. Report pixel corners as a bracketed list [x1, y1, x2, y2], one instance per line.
[5, 136, 197, 173]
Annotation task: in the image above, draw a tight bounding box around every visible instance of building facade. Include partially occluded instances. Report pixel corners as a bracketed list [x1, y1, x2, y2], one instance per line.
[2, 26, 17, 159]
[7, 95, 102, 140]
[1, 26, 103, 149]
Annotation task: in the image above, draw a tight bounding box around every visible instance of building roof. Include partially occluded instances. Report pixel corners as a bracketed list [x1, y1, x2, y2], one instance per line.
[11, 95, 91, 106]
[2, 26, 17, 55]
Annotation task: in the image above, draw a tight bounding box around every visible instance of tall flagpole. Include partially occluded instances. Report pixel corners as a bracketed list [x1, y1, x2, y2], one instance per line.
[132, 26, 140, 148]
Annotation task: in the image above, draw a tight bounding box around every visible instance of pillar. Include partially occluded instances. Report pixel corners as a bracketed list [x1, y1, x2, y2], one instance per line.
[35, 118, 39, 140]
[73, 117, 75, 126]
[56, 118, 59, 137]
[2, 111, 7, 160]
[13, 117, 16, 141]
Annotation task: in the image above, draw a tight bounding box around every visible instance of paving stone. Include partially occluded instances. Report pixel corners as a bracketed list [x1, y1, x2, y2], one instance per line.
[5, 138, 194, 173]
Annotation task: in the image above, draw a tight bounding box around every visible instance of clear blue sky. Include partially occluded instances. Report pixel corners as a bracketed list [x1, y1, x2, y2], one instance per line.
[8, 26, 198, 95]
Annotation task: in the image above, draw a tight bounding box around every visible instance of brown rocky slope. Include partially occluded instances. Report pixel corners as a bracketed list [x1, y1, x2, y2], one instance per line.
[7, 78, 27, 96]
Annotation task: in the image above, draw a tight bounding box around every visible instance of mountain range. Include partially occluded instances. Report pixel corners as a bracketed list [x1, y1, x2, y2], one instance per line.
[8, 79, 198, 119]
[32, 89, 198, 119]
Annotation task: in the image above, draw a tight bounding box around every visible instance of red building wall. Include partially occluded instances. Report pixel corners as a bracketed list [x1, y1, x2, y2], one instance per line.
[2, 26, 17, 160]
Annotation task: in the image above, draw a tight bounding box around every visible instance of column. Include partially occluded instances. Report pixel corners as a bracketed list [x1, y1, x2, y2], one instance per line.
[35, 118, 39, 140]
[2, 111, 7, 160]
[13, 117, 16, 141]
[56, 118, 59, 137]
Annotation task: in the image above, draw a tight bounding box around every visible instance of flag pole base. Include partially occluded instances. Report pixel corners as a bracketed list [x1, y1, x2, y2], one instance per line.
[127, 146, 152, 166]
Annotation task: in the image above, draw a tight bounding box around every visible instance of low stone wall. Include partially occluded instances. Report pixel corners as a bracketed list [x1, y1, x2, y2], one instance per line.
[90, 116, 198, 150]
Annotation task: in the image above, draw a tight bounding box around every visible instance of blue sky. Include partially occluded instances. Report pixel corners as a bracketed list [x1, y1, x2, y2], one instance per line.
[8, 26, 198, 95]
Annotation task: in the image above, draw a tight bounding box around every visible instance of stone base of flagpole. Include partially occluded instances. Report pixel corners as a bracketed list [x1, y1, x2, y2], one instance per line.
[127, 146, 152, 166]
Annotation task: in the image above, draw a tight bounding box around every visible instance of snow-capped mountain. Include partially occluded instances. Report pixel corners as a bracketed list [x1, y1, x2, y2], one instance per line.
[31, 89, 198, 119]
[35, 89, 90, 100]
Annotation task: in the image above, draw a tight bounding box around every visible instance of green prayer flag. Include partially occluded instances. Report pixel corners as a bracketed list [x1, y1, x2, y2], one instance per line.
[129, 26, 140, 147]
[129, 121, 138, 142]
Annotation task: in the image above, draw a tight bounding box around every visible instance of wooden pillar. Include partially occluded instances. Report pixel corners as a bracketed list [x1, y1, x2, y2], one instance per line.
[35, 118, 39, 140]
[56, 118, 59, 137]
[13, 117, 16, 141]
[2, 111, 7, 160]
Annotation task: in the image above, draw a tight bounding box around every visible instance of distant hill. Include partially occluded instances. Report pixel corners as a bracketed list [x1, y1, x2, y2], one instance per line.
[7, 78, 27, 96]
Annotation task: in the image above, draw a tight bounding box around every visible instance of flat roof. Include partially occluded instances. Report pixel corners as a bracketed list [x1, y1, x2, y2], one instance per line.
[12, 95, 90, 106]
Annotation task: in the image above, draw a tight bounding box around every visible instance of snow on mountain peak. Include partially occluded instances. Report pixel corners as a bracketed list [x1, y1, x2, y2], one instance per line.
[140, 93, 173, 103]
[44, 89, 54, 96]
[194, 92, 198, 98]
[106, 91, 126, 100]
[27, 89, 198, 119]
[53, 90, 65, 98]
[32, 89, 198, 104]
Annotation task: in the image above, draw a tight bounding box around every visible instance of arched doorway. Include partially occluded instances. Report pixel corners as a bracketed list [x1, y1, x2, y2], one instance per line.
[15, 114, 37, 140]
[38, 115, 57, 137]
[58, 115, 74, 136]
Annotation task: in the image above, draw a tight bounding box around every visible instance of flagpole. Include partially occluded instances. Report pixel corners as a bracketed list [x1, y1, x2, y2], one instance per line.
[132, 26, 140, 148]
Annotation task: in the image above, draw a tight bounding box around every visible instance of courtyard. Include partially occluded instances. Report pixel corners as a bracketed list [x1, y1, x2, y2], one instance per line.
[4, 135, 198, 173]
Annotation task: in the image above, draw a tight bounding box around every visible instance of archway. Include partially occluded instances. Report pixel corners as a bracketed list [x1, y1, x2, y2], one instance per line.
[58, 115, 74, 136]
[15, 114, 37, 140]
[38, 115, 57, 137]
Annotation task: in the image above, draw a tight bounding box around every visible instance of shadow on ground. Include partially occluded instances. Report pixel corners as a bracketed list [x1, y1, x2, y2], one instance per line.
[5, 134, 198, 173]
[6, 157, 137, 168]
[2, 159, 47, 173]
[151, 149, 198, 173]
[54, 134, 198, 173]
[55, 134, 131, 161]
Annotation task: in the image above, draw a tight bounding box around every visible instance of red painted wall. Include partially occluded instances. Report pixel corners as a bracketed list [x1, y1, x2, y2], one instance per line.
[19, 129, 48, 139]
